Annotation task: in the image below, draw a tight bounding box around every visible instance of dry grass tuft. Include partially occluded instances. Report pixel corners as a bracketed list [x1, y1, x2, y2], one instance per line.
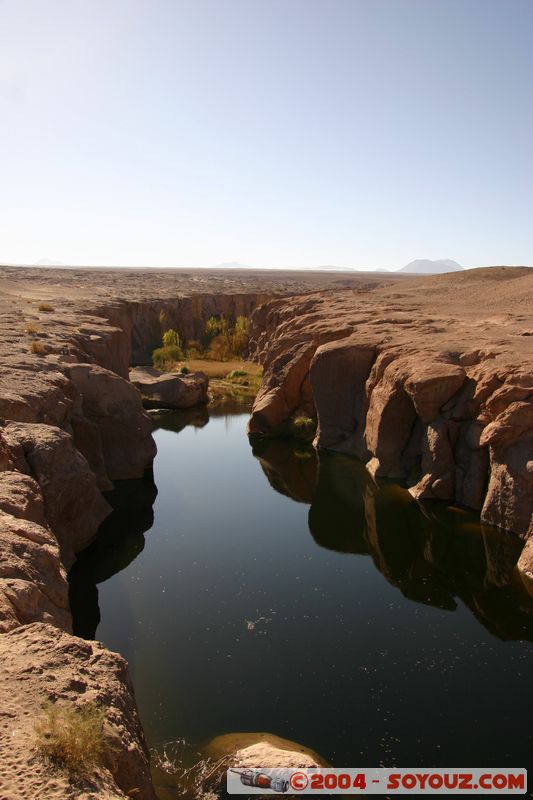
[34, 701, 106, 775]
[38, 302, 55, 312]
[26, 321, 41, 334]
[30, 340, 46, 354]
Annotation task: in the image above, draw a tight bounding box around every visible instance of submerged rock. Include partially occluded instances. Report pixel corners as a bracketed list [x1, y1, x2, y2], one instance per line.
[205, 732, 326, 767]
[201, 732, 326, 798]
[130, 366, 208, 409]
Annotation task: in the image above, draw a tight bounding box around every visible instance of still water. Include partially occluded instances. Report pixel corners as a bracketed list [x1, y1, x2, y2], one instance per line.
[70, 402, 533, 786]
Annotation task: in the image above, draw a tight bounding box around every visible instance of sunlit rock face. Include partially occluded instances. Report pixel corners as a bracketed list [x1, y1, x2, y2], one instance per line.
[248, 268, 533, 561]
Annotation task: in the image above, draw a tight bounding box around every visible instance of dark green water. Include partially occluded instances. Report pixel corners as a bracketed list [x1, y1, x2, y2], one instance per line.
[70, 402, 533, 785]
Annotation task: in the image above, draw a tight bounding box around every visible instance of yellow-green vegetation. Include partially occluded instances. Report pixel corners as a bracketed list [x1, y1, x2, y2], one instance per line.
[30, 340, 46, 354]
[38, 302, 55, 312]
[162, 328, 181, 348]
[150, 316, 264, 399]
[153, 345, 182, 369]
[34, 701, 108, 775]
[291, 415, 317, 440]
[223, 368, 263, 395]
[152, 316, 251, 371]
[203, 314, 249, 360]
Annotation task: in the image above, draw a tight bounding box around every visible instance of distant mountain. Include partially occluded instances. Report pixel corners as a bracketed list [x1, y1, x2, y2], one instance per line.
[214, 261, 254, 270]
[34, 258, 66, 267]
[399, 259, 463, 274]
[316, 264, 356, 272]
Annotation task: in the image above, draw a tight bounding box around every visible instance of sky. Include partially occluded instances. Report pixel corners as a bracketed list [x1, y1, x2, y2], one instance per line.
[0, 0, 532, 270]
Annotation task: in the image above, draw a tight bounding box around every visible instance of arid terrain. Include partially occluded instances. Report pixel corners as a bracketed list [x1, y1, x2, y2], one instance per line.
[0, 264, 531, 799]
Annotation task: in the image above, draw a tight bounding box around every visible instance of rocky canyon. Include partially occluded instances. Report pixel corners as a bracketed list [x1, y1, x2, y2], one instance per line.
[0, 264, 531, 800]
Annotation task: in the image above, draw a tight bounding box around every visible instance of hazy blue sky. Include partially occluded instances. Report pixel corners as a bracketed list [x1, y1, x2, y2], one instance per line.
[1, 0, 531, 269]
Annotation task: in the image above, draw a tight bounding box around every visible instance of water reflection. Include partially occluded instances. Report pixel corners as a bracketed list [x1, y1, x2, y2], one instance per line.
[69, 473, 158, 638]
[70, 406, 533, 646]
[255, 441, 533, 642]
[68, 403, 533, 786]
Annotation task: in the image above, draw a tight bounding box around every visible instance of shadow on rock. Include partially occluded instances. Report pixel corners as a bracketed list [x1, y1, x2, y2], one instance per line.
[69, 471, 158, 639]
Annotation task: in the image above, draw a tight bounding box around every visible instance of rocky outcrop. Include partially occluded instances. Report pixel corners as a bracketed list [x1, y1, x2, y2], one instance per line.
[0, 622, 156, 800]
[1, 422, 111, 566]
[0, 266, 297, 800]
[206, 731, 326, 768]
[203, 732, 326, 797]
[130, 366, 209, 408]
[0, 472, 71, 634]
[67, 363, 157, 486]
[249, 268, 533, 560]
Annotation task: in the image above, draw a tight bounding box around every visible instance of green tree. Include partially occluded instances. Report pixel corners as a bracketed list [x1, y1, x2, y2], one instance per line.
[162, 328, 180, 348]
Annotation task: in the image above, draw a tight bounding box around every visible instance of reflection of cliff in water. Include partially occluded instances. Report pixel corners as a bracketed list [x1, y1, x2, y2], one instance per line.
[150, 398, 253, 434]
[70, 402, 252, 638]
[253, 441, 533, 642]
[69, 473, 158, 639]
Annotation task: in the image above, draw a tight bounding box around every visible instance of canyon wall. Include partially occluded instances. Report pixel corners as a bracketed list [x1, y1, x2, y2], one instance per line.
[248, 268, 533, 584]
[0, 275, 272, 800]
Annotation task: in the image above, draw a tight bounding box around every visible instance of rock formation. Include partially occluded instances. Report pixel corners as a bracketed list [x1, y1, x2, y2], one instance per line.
[249, 268, 533, 572]
[0, 264, 305, 799]
[130, 366, 209, 408]
[0, 263, 530, 798]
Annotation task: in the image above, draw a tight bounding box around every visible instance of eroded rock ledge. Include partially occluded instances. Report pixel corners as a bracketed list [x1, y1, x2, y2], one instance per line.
[248, 268, 533, 559]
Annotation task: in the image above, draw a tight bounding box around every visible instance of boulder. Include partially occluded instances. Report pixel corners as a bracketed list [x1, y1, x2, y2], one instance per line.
[67, 363, 157, 481]
[203, 732, 326, 797]
[206, 731, 325, 767]
[129, 366, 209, 409]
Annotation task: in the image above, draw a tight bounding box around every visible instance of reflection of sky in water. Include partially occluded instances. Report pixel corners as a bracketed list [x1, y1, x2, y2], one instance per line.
[70, 408, 533, 774]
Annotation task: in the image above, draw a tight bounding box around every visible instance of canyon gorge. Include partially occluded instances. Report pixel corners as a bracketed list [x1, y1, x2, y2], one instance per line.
[0, 264, 531, 799]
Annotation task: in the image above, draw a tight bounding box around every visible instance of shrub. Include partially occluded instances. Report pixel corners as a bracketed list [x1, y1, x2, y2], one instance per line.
[153, 344, 182, 369]
[179, 365, 190, 375]
[38, 302, 54, 312]
[293, 416, 314, 427]
[231, 316, 249, 357]
[207, 334, 229, 361]
[30, 340, 46, 354]
[205, 315, 229, 340]
[204, 315, 250, 359]
[162, 328, 180, 348]
[186, 339, 203, 358]
[34, 701, 107, 775]
[26, 321, 41, 334]
[291, 416, 316, 440]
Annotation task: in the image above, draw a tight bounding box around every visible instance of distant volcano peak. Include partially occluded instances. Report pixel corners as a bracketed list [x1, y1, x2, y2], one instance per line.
[400, 259, 463, 274]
